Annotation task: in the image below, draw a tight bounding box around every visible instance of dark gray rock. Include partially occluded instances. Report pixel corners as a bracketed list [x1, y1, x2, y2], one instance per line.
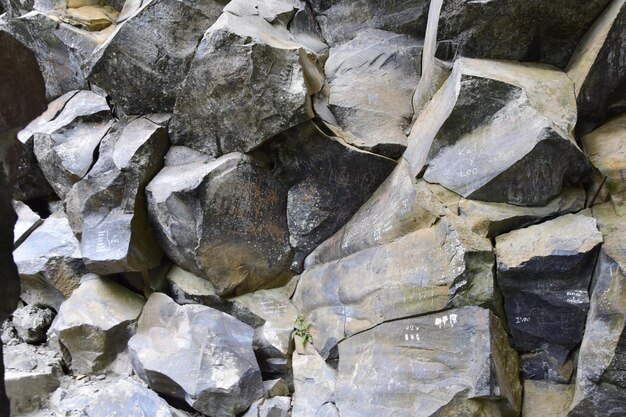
[66, 115, 168, 275]
[170, 0, 326, 156]
[293, 215, 496, 359]
[521, 349, 574, 384]
[13, 200, 42, 248]
[335, 307, 521, 417]
[263, 121, 396, 269]
[128, 292, 264, 417]
[496, 214, 603, 357]
[88, 0, 225, 114]
[12, 304, 54, 344]
[146, 152, 291, 296]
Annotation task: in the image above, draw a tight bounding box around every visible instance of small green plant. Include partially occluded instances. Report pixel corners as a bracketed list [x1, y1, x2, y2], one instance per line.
[291, 314, 313, 346]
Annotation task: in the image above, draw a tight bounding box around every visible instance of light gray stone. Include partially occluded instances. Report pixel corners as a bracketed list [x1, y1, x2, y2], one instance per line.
[292, 347, 336, 417]
[13, 201, 42, 248]
[263, 379, 289, 398]
[12, 304, 55, 344]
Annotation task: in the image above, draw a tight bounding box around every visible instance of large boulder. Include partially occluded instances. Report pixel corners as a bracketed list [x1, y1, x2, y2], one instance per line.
[47, 276, 145, 373]
[66, 115, 168, 275]
[334, 307, 521, 417]
[293, 216, 496, 359]
[128, 293, 264, 417]
[569, 203, 626, 416]
[88, 0, 226, 114]
[496, 213, 603, 378]
[146, 152, 291, 296]
[405, 58, 589, 206]
[170, 0, 326, 156]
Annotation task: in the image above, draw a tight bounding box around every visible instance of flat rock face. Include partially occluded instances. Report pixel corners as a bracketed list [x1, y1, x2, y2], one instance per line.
[147, 152, 291, 296]
[293, 216, 495, 359]
[170, 0, 325, 156]
[335, 307, 521, 417]
[12, 211, 86, 310]
[263, 121, 396, 269]
[47, 276, 145, 373]
[496, 214, 603, 359]
[569, 203, 626, 417]
[581, 115, 626, 216]
[321, 29, 421, 158]
[66, 115, 168, 275]
[88, 0, 225, 114]
[128, 293, 264, 417]
[291, 346, 336, 417]
[522, 381, 574, 417]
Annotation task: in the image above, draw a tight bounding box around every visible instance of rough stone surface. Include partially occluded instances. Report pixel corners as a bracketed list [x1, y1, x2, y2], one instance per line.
[291, 346, 336, 417]
[147, 152, 291, 296]
[294, 216, 496, 359]
[13, 211, 86, 310]
[522, 381, 574, 417]
[128, 293, 264, 417]
[47, 276, 145, 373]
[496, 214, 603, 356]
[13, 200, 42, 248]
[66, 115, 168, 275]
[170, 0, 326, 156]
[12, 304, 55, 344]
[335, 307, 521, 417]
[263, 379, 289, 398]
[88, 0, 225, 114]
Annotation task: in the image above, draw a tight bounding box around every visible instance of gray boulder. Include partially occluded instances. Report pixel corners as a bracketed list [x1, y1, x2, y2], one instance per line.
[170, 0, 326, 156]
[13, 200, 42, 248]
[569, 203, 626, 417]
[293, 215, 495, 359]
[12, 304, 55, 344]
[88, 0, 225, 114]
[128, 293, 264, 417]
[66, 115, 168, 275]
[335, 307, 521, 417]
[292, 345, 336, 417]
[146, 152, 291, 296]
[12, 211, 86, 310]
[47, 276, 145, 373]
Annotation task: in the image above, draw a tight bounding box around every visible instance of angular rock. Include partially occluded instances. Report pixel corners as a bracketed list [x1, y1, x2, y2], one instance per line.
[335, 307, 521, 417]
[522, 381, 574, 417]
[264, 121, 396, 269]
[13, 200, 42, 248]
[264, 379, 289, 398]
[13, 211, 86, 310]
[54, 4, 118, 31]
[496, 214, 603, 357]
[66, 115, 168, 275]
[459, 187, 586, 238]
[581, 114, 626, 215]
[567, 0, 626, 136]
[128, 293, 264, 417]
[569, 203, 626, 417]
[292, 346, 336, 417]
[405, 58, 589, 206]
[47, 276, 145, 373]
[146, 152, 291, 296]
[320, 29, 421, 158]
[12, 304, 55, 344]
[166, 265, 231, 310]
[170, 0, 326, 156]
[294, 215, 495, 359]
[88, 0, 225, 114]
[520, 349, 575, 384]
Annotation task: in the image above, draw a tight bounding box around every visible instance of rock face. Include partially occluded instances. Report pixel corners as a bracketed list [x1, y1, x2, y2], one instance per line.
[88, 0, 225, 114]
[292, 345, 337, 417]
[569, 203, 626, 417]
[522, 381, 574, 417]
[12, 211, 86, 310]
[66, 115, 168, 275]
[170, 0, 326, 156]
[294, 216, 495, 359]
[146, 152, 291, 296]
[128, 293, 264, 417]
[47, 276, 145, 373]
[334, 307, 521, 417]
[496, 214, 603, 378]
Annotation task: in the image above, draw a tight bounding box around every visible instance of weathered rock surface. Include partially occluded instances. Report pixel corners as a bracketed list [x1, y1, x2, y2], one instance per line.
[13, 200, 42, 248]
[522, 381, 574, 417]
[496, 214, 603, 357]
[170, 0, 326, 156]
[47, 276, 145, 373]
[581, 115, 626, 216]
[66, 115, 168, 275]
[569, 203, 626, 417]
[147, 152, 291, 296]
[335, 307, 521, 417]
[13, 211, 86, 310]
[406, 58, 589, 206]
[320, 29, 421, 158]
[520, 349, 575, 384]
[264, 379, 289, 398]
[264, 121, 395, 269]
[567, 0, 626, 136]
[292, 345, 336, 417]
[129, 293, 264, 416]
[12, 304, 54, 344]
[88, 0, 225, 114]
[294, 216, 495, 359]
